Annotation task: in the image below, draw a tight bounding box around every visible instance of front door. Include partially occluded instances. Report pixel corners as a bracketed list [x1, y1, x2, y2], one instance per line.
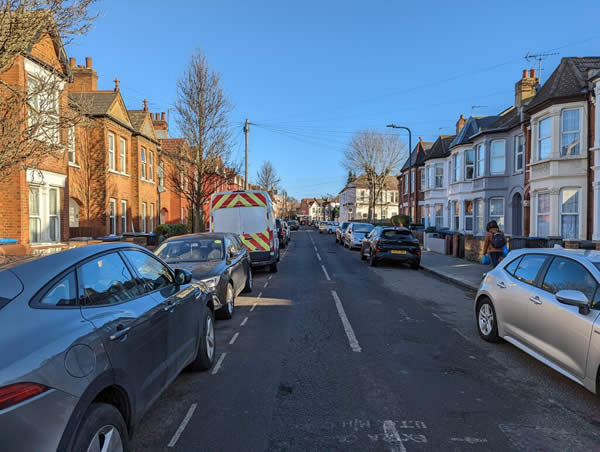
[528, 256, 600, 379]
[512, 193, 522, 236]
[78, 251, 169, 415]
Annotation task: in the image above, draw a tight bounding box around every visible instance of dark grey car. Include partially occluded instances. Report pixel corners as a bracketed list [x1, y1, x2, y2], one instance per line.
[0, 243, 215, 452]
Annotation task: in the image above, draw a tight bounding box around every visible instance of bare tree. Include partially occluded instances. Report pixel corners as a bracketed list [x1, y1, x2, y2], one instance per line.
[0, 1, 98, 177]
[255, 160, 280, 197]
[343, 130, 406, 221]
[164, 50, 237, 232]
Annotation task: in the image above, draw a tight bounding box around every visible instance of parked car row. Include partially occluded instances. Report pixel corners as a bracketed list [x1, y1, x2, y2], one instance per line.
[333, 222, 422, 269]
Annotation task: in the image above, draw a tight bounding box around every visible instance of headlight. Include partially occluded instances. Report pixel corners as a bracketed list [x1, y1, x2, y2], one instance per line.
[199, 276, 220, 292]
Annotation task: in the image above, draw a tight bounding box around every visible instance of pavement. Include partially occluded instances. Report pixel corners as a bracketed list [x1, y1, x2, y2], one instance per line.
[420, 251, 489, 291]
[129, 227, 600, 452]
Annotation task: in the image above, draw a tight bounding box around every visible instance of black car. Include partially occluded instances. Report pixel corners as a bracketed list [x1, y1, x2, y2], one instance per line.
[360, 227, 421, 269]
[288, 220, 299, 231]
[276, 218, 288, 248]
[155, 233, 252, 319]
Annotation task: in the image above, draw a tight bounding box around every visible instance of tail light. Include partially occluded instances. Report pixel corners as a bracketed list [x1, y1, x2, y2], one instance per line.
[417, 249, 422, 256]
[375, 239, 381, 253]
[0, 382, 50, 410]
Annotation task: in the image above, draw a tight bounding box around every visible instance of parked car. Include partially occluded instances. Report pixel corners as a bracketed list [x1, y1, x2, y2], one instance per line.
[0, 243, 215, 452]
[155, 233, 252, 320]
[284, 221, 291, 242]
[276, 218, 288, 249]
[475, 248, 600, 394]
[343, 223, 374, 249]
[336, 221, 350, 244]
[360, 227, 421, 268]
[210, 189, 279, 273]
[326, 221, 339, 234]
[288, 220, 299, 231]
[319, 221, 328, 234]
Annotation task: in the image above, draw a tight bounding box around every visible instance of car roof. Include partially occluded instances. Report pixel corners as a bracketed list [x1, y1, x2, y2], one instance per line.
[510, 247, 600, 265]
[163, 232, 229, 243]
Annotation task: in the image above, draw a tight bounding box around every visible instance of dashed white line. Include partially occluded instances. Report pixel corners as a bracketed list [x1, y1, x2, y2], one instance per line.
[268, 275, 273, 281]
[321, 265, 331, 281]
[314, 246, 318, 252]
[316, 252, 322, 261]
[240, 316, 248, 326]
[431, 313, 442, 321]
[229, 332, 240, 345]
[211, 352, 227, 375]
[454, 327, 469, 341]
[264, 281, 269, 288]
[257, 291, 263, 299]
[168, 403, 197, 447]
[250, 304, 257, 312]
[382, 420, 407, 452]
[331, 290, 361, 353]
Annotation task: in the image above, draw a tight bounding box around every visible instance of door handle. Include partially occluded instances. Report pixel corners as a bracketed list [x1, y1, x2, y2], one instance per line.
[109, 325, 131, 341]
[529, 296, 543, 305]
[496, 281, 507, 288]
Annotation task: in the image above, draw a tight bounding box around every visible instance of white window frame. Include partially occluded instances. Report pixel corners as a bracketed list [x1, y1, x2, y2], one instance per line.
[452, 154, 458, 182]
[68, 126, 76, 164]
[560, 108, 581, 157]
[489, 197, 505, 230]
[420, 168, 425, 192]
[29, 186, 41, 243]
[404, 174, 408, 192]
[537, 192, 550, 237]
[560, 188, 579, 239]
[538, 117, 552, 160]
[181, 207, 185, 223]
[474, 199, 484, 235]
[476, 144, 485, 177]
[141, 148, 147, 180]
[158, 161, 165, 187]
[48, 188, 60, 242]
[464, 149, 474, 181]
[149, 151, 154, 181]
[453, 201, 459, 230]
[435, 203, 443, 229]
[108, 132, 116, 170]
[27, 72, 60, 145]
[514, 135, 524, 173]
[464, 200, 473, 232]
[141, 202, 147, 232]
[109, 198, 116, 235]
[121, 200, 127, 233]
[434, 164, 443, 188]
[149, 203, 154, 232]
[120, 137, 127, 174]
[490, 140, 506, 175]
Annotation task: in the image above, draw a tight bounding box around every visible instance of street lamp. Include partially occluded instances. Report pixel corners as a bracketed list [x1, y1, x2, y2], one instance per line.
[386, 124, 412, 225]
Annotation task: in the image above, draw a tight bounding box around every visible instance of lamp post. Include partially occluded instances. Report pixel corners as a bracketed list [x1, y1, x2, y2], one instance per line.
[386, 124, 412, 224]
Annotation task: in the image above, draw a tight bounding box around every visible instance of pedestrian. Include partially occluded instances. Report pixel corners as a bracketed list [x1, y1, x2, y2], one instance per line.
[483, 220, 505, 268]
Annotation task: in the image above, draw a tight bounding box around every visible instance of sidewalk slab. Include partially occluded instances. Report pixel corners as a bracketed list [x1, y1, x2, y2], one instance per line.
[420, 251, 488, 291]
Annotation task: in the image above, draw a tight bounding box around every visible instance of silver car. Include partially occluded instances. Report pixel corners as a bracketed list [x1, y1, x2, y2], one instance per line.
[475, 248, 600, 393]
[0, 243, 216, 452]
[343, 223, 374, 249]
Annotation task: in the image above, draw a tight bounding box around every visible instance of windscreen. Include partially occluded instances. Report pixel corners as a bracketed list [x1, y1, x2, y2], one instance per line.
[340, 222, 349, 230]
[353, 224, 374, 233]
[213, 206, 267, 234]
[382, 230, 414, 241]
[156, 239, 224, 263]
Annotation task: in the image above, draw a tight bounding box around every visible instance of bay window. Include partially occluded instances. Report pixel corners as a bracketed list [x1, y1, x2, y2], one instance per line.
[465, 150, 474, 180]
[538, 117, 552, 160]
[490, 140, 505, 174]
[420, 168, 425, 192]
[560, 188, 579, 239]
[561, 109, 580, 156]
[514, 135, 524, 172]
[489, 198, 504, 229]
[464, 200, 473, 231]
[453, 201, 459, 230]
[536, 192, 550, 237]
[435, 164, 443, 188]
[453, 154, 461, 182]
[474, 199, 484, 235]
[476, 144, 485, 177]
[435, 203, 443, 229]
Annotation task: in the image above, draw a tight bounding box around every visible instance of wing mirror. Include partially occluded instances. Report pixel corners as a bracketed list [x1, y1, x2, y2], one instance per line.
[555, 290, 590, 315]
[175, 268, 192, 285]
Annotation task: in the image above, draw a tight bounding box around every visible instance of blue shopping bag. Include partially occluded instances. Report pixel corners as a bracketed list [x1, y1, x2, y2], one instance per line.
[503, 245, 509, 256]
[482, 255, 491, 265]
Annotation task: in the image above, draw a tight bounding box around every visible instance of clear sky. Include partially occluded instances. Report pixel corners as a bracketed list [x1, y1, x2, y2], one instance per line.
[67, 0, 600, 200]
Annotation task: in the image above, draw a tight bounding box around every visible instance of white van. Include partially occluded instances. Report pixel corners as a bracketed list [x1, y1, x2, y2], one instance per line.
[209, 190, 279, 272]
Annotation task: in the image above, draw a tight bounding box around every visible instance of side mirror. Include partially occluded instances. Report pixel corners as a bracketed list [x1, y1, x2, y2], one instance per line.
[175, 268, 192, 285]
[555, 290, 590, 315]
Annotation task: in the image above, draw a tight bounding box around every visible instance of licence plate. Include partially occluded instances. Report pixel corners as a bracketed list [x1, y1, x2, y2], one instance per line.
[391, 250, 407, 254]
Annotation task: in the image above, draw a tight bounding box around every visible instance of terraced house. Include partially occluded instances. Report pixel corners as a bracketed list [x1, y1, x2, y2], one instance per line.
[398, 137, 432, 224]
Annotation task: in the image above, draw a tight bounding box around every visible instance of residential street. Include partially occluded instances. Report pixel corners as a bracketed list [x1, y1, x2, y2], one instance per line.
[130, 228, 600, 452]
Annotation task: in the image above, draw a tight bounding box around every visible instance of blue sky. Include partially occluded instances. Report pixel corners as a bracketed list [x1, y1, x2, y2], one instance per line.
[67, 0, 600, 200]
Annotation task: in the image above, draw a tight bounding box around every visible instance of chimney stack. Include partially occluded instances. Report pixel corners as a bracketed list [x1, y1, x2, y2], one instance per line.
[70, 56, 98, 92]
[114, 78, 120, 93]
[515, 68, 539, 107]
[161, 112, 165, 121]
[85, 57, 92, 69]
[69, 57, 76, 67]
[143, 99, 148, 111]
[456, 114, 466, 134]
[152, 110, 169, 139]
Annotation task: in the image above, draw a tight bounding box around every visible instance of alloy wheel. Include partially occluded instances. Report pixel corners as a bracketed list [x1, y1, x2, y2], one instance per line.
[226, 284, 234, 315]
[86, 425, 123, 452]
[206, 314, 215, 361]
[478, 304, 494, 336]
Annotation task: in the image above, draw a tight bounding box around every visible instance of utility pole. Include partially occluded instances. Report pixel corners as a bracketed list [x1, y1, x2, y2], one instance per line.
[244, 119, 249, 189]
[387, 124, 412, 224]
[525, 51, 559, 83]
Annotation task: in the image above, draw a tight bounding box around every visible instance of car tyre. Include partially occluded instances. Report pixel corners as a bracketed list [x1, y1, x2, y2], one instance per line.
[71, 403, 129, 452]
[189, 308, 216, 371]
[360, 247, 366, 260]
[411, 261, 420, 270]
[476, 298, 500, 343]
[369, 253, 377, 267]
[217, 283, 235, 320]
[242, 267, 253, 293]
[270, 262, 278, 273]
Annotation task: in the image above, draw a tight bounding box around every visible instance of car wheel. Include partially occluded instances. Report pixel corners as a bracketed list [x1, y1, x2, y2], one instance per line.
[189, 308, 216, 371]
[360, 247, 366, 260]
[476, 298, 500, 342]
[335, 236, 339, 243]
[411, 261, 420, 270]
[217, 283, 235, 320]
[242, 267, 253, 293]
[71, 403, 129, 452]
[270, 262, 278, 273]
[369, 253, 377, 267]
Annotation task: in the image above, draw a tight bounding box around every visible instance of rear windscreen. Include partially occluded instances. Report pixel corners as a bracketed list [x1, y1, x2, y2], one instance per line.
[353, 224, 374, 233]
[382, 230, 414, 240]
[213, 206, 267, 234]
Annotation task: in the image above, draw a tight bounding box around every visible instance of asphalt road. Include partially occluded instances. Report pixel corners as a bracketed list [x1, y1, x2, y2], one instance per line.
[131, 227, 600, 452]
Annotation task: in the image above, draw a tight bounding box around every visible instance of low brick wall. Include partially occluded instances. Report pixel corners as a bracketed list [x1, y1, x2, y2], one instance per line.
[464, 235, 485, 263]
[413, 230, 424, 245]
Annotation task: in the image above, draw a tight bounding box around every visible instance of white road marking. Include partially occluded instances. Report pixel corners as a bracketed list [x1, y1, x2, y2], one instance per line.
[321, 265, 331, 281]
[431, 313, 441, 320]
[229, 332, 240, 345]
[331, 290, 361, 353]
[257, 291, 263, 299]
[211, 352, 227, 375]
[314, 246, 318, 252]
[264, 281, 269, 288]
[168, 403, 197, 447]
[240, 316, 248, 326]
[268, 275, 273, 280]
[316, 252, 322, 261]
[453, 327, 469, 341]
[450, 437, 488, 444]
[250, 303, 257, 312]
[382, 420, 408, 452]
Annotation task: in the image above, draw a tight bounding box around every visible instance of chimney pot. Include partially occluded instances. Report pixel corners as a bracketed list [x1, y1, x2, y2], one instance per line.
[143, 99, 148, 111]
[161, 112, 165, 121]
[85, 57, 92, 69]
[78, 65, 84, 68]
[530, 69, 536, 79]
[114, 78, 120, 92]
[69, 57, 76, 67]
[523, 69, 528, 78]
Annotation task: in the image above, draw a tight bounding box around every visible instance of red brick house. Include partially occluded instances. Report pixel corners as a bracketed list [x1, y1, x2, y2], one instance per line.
[398, 137, 433, 223]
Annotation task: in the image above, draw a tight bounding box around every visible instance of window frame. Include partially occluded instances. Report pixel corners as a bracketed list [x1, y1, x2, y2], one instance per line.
[464, 149, 474, 181]
[489, 197, 505, 229]
[68, 126, 76, 164]
[474, 198, 484, 235]
[464, 200, 473, 232]
[434, 203, 443, 229]
[48, 187, 60, 242]
[30, 268, 81, 309]
[434, 164, 444, 188]
[120, 249, 176, 296]
[149, 203, 154, 232]
[148, 151, 154, 181]
[560, 188, 580, 240]
[514, 135, 524, 173]
[453, 200, 459, 230]
[538, 116, 552, 160]
[509, 253, 550, 287]
[539, 255, 598, 302]
[490, 140, 506, 175]
[536, 192, 551, 237]
[141, 147, 147, 180]
[108, 132, 116, 171]
[121, 200, 127, 233]
[141, 202, 147, 233]
[560, 108, 581, 157]
[109, 198, 117, 235]
[119, 137, 127, 174]
[420, 168, 425, 192]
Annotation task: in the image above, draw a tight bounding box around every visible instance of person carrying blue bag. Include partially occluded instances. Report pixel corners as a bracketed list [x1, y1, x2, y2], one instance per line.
[482, 220, 505, 268]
